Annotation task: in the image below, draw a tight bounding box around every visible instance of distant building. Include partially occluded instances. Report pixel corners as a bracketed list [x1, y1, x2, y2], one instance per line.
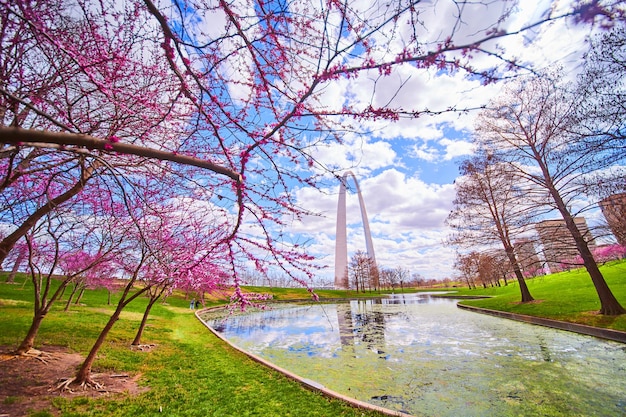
[513, 238, 543, 276]
[599, 193, 626, 246]
[535, 217, 596, 273]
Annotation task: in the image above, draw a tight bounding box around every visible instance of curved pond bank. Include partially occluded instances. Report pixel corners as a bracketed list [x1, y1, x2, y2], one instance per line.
[457, 303, 626, 343]
[197, 308, 412, 417]
[198, 295, 626, 417]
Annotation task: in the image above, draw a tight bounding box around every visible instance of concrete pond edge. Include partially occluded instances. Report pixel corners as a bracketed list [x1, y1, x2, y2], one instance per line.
[456, 303, 626, 344]
[193, 299, 625, 417]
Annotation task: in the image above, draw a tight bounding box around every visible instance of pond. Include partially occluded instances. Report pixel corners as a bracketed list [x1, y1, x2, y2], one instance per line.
[202, 293, 626, 416]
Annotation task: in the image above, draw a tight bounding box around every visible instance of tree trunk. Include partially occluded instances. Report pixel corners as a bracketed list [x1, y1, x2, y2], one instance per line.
[504, 247, 534, 302]
[64, 283, 79, 311]
[555, 200, 624, 315]
[75, 285, 86, 304]
[585, 261, 625, 315]
[74, 308, 121, 384]
[573, 239, 625, 315]
[6, 249, 26, 283]
[74, 276, 150, 385]
[58, 284, 67, 300]
[16, 267, 70, 355]
[15, 313, 45, 355]
[537, 162, 625, 314]
[131, 298, 157, 346]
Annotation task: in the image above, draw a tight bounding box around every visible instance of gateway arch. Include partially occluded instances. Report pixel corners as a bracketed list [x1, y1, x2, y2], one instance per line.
[334, 171, 377, 289]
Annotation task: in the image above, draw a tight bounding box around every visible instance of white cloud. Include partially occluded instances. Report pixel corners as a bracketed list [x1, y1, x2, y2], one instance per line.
[409, 143, 439, 162]
[309, 135, 398, 175]
[290, 168, 458, 281]
[258, 0, 612, 284]
[439, 138, 475, 160]
[407, 137, 474, 162]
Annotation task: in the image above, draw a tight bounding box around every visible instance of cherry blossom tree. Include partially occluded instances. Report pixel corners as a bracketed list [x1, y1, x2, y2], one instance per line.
[58, 252, 117, 311]
[67, 241, 150, 388]
[129, 210, 229, 346]
[593, 244, 626, 263]
[62, 176, 236, 386]
[0, 156, 104, 265]
[59, 251, 100, 311]
[0, 0, 190, 264]
[15, 209, 122, 355]
[1, 0, 624, 385]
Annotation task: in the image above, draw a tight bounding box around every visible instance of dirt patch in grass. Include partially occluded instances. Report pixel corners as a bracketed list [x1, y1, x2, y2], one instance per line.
[0, 345, 147, 417]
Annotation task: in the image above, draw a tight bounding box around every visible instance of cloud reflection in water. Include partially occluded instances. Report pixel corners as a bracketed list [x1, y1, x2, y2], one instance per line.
[204, 293, 626, 417]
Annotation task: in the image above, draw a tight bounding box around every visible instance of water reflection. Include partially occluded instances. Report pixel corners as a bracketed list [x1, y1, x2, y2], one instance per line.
[203, 293, 626, 417]
[336, 295, 448, 354]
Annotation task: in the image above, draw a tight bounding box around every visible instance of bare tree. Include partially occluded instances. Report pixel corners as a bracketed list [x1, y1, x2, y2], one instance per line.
[575, 26, 626, 244]
[476, 72, 625, 315]
[349, 250, 377, 292]
[15, 210, 121, 355]
[490, 250, 513, 286]
[456, 251, 503, 289]
[412, 272, 425, 288]
[576, 26, 626, 178]
[379, 267, 399, 291]
[454, 252, 479, 290]
[394, 266, 411, 291]
[477, 252, 502, 288]
[447, 153, 535, 302]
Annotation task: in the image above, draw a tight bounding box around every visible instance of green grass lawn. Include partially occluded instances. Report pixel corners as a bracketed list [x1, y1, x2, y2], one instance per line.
[242, 285, 422, 300]
[1, 261, 625, 416]
[0, 275, 388, 417]
[448, 260, 626, 331]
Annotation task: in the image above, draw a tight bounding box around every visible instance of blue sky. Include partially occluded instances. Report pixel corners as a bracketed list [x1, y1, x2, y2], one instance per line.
[1, 0, 615, 287]
[278, 0, 616, 284]
[171, 0, 618, 285]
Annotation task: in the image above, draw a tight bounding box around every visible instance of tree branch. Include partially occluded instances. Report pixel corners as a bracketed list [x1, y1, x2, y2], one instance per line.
[0, 127, 242, 183]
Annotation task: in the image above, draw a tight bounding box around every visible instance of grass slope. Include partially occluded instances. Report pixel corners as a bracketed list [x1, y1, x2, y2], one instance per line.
[0, 275, 387, 417]
[1, 260, 624, 416]
[450, 260, 626, 331]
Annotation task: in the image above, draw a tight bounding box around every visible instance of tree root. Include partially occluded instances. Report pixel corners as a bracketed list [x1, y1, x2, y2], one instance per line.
[130, 343, 156, 352]
[4, 348, 57, 363]
[22, 348, 55, 363]
[53, 375, 104, 392]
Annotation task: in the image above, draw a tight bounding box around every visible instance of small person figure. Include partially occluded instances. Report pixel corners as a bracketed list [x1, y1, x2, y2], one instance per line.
[195, 299, 201, 309]
[190, 299, 195, 310]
